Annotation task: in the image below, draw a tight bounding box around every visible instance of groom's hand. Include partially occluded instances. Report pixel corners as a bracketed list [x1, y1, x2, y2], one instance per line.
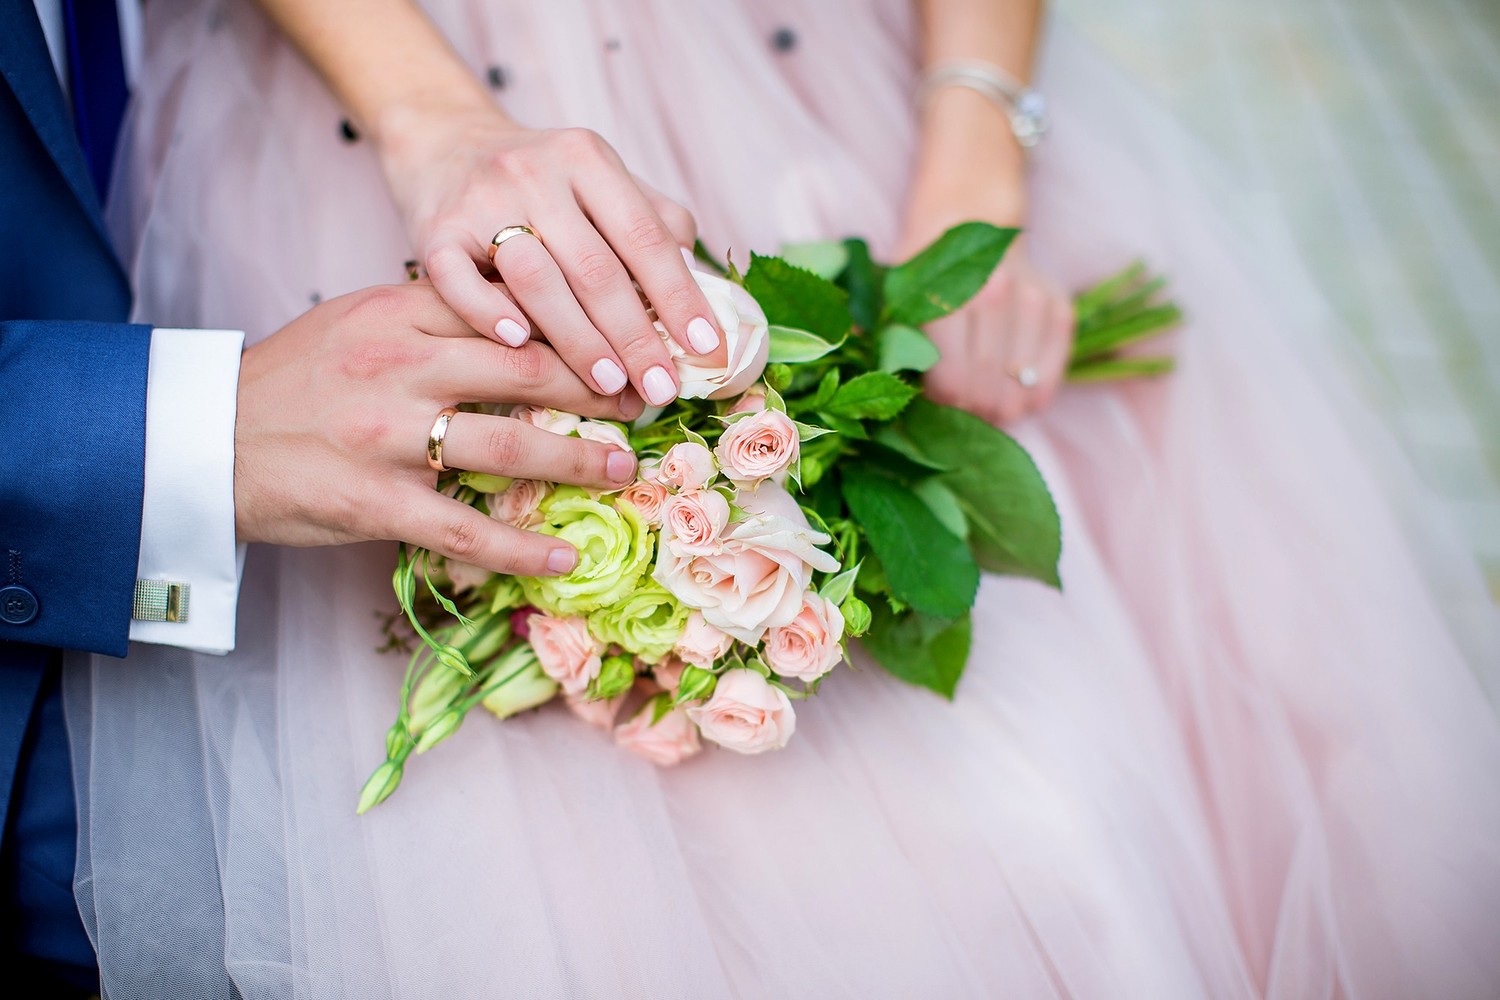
[234, 284, 644, 576]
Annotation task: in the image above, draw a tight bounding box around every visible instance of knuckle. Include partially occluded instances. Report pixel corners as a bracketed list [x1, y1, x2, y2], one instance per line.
[500, 250, 552, 290]
[442, 516, 485, 561]
[572, 248, 625, 291]
[485, 421, 528, 470]
[557, 126, 606, 157]
[424, 242, 472, 283]
[655, 280, 698, 318]
[624, 217, 672, 256]
[339, 341, 409, 382]
[501, 344, 550, 390]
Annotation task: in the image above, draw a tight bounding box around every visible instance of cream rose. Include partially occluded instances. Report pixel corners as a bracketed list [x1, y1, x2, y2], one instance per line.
[513, 406, 581, 436]
[490, 478, 549, 528]
[619, 478, 669, 524]
[658, 441, 718, 491]
[614, 703, 702, 766]
[528, 613, 603, 696]
[661, 489, 731, 554]
[576, 420, 631, 451]
[443, 559, 490, 593]
[653, 481, 839, 643]
[658, 269, 769, 400]
[764, 592, 846, 682]
[686, 669, 795, 754]
[714, 409, 799, 485]
[673, 611, 734, 669]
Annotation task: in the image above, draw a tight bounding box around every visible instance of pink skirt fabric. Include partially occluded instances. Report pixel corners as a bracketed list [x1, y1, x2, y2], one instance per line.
[74, 1, 1500, 997]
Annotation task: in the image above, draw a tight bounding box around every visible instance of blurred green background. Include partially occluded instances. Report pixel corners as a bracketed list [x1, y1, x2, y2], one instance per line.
[1061, 0, 1500, 592]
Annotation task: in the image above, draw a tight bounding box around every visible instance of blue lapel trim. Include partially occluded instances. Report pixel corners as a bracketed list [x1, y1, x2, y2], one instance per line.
[0, 0, 115, 250]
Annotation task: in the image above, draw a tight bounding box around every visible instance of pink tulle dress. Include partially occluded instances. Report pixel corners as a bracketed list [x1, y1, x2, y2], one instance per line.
[70, 1, 1500, 997]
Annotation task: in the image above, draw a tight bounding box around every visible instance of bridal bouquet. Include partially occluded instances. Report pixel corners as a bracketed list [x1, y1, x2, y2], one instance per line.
[361, 223, 1177, 811]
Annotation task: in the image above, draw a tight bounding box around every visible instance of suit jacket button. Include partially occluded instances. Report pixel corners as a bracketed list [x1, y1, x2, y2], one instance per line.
[0, 585, 39, 625]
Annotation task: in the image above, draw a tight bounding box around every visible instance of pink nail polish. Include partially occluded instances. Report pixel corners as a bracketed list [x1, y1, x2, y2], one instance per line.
[592, 358, 628, 395]
[545, 547, 577, 574]
[495, 318, 529, 347]
[642, 366, 677, 406]
[687, 317, 719, 354]
[606, 449, 636, 483]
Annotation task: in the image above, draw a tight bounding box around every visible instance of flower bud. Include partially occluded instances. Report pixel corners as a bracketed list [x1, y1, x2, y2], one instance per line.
[840, 594, 873, 637]
[673, 664, 718, 705]
[459, 471, 512, 493]
[481, 656, 560, 720]
[489, 577, 526, 614]
[763, 363, 792, 392]
[356, 760, 403, 814]
[409, 662, 467, 733]
[435, 644, 471, 676]
[384, 720, 410, 758]
[590, 654, 636, 701]
[414, 706, 466, 753]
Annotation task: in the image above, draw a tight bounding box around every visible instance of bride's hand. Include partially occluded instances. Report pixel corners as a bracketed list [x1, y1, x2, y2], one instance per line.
[374, 100, 727, 407]
[897, 89, 1074, 426]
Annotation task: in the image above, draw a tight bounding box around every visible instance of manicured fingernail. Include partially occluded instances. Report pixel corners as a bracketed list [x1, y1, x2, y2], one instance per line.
[592, 358, 628, 395]
[546, 547, 577, 574]
[606, 449, 636, 483]
[495, 318, 529, 347]
[642, 366, 677, 406]
[687, 317, 719, 354]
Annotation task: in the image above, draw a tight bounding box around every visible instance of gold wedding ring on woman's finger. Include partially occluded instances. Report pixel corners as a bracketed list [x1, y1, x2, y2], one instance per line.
[487, 224, 540, 264]
[427, 407, 460, 472]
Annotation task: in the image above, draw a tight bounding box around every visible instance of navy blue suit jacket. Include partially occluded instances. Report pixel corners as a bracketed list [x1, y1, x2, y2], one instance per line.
[1, 0, 155, 977]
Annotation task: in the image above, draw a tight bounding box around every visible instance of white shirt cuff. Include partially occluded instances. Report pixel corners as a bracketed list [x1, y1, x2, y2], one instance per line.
[131, 328, 245, 655]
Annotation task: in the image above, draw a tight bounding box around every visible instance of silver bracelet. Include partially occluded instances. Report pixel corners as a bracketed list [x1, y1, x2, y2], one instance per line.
[916, 59, 1049, 149]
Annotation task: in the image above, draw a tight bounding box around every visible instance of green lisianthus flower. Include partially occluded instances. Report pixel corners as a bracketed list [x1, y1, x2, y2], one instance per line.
[588, 581, 689, 664]
[520, 487, 654, 615]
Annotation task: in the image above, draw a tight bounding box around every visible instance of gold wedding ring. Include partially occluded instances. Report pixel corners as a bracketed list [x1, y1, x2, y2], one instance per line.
[487, 224, 540, 264]
[427, 407, 460, 472]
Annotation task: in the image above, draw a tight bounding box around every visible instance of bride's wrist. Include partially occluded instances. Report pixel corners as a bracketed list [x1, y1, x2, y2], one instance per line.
[367, 78, 514, 160]
[910, 86, 1029, 226]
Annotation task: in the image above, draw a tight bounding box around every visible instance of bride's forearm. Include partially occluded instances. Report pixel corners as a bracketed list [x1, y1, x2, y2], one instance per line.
[910, 0, 1046, 225]
[250, 0, 501, 145]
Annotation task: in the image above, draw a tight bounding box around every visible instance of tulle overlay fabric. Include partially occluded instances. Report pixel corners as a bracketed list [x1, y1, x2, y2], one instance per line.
[75, 1, 1500, 997]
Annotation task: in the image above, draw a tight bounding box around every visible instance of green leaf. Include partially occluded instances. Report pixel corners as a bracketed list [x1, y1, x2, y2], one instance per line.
[881, 222, 1017, 327]
[859, 604, 972, 699]
[871, 426, 950, 471]
[779, 240, 849, 280]
[816, 412, 869, 440]
[767, 324, 842, 363]
[824, 372, 919, 421]
[902, 398, 1061, 587]
[841, 238, 882, 333]
[1068, 356, 1175, 382]
[744, 254, 852, 343]
[840, 466, 979, 619]
[820, 564, 861, 606]
[877, 324, 942, 373]
[912, 478, 968, 540]
[808, 369, 840, 409]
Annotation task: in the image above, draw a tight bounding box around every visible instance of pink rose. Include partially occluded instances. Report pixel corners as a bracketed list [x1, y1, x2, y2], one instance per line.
[674, 611, 733, 669]
[728, 388, 767, 415]
[576, 420, 631, 451]
[619, 478, 669, 525]
[444, 559, 490, 593]
[528, 613, 603, 696]
[714, 409, 799, 485]
[662, 489, 731, 554]
[565, 690, 624, 730]
[658, 441, 717, 491]
[513, 406, 581, 436]
[764, 593, 846, 682]
[490, 478, 549, 528]
[654, 481, 839, 642]
[686, 669, 795, 754]
[656, 269, 769, 400]
[614, 703, 702, 766]
[652, 654, 687, 692]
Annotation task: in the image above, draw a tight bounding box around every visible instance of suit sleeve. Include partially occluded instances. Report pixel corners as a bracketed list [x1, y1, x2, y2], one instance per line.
[0, 319, 151, 656]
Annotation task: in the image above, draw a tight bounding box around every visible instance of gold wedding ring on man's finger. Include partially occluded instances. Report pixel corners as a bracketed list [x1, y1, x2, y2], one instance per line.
[487, 225, 540, 264]
[427, 407, 460, 472]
